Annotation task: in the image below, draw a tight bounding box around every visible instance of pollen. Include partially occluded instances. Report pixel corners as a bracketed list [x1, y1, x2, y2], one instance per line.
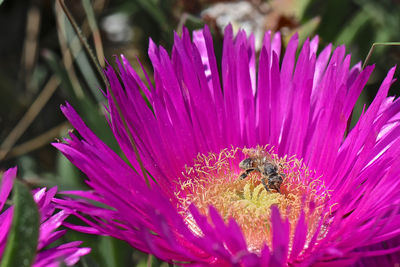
[174, 146, 332, 252]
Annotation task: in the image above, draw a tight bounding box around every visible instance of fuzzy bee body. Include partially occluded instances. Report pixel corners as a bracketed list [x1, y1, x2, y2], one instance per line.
[238, 153, 284, 193]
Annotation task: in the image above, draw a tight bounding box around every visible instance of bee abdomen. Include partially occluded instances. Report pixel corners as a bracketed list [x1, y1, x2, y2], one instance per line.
[262, 163, 278, 176]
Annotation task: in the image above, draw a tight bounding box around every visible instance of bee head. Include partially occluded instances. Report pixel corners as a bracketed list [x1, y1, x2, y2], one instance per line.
[269, 175, 283, 192]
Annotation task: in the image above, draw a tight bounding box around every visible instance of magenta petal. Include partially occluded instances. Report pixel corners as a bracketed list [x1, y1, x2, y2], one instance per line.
[0, 208, 13, 256]
[209, 206, 247, 256]
[0, 167, 16, 211]
[271, 206, 290, 265]
[38, 211, 69, 249]
[289, 211, 307, 262]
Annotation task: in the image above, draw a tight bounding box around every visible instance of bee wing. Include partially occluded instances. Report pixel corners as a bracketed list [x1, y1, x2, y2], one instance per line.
[263, 152, 273, 162]
[244, 147, 268, 158]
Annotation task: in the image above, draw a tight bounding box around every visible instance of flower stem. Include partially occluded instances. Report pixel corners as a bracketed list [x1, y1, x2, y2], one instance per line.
[363, 42, 400, 69]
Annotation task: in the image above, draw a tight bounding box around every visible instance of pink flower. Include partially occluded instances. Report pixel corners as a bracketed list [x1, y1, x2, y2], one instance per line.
[54, 25, 400, 266]
[0, 167, 90, 266]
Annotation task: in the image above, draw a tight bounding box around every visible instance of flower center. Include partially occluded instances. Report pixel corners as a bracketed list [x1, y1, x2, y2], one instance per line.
[175, 146, 331, 252]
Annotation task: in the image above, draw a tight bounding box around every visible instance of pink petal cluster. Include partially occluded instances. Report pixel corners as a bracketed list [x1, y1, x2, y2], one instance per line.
[0, 167, 90, 267]
[55, 25, 400, 266]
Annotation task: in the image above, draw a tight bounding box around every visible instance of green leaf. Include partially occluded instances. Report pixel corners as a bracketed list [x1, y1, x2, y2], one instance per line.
[296, 0, 314, 20]
[136, 0, 169, 31]
[0, 181, 40, 267]
[137, 254, 168, 267]
[62, 17, 104, 103]
[314, 0, 355, 41]
[56, 151, 84, 190]
[99, 236, 136, 267]
[335, 10, 370, 46]
[296, 17, 320, 45]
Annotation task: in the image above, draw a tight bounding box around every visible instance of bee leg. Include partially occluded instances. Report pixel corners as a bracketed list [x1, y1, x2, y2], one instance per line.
[275, 186, 281, 194]
[261, 177, 271, 192]
[238, 168, 255, 180]
[270, 183, 281, 194]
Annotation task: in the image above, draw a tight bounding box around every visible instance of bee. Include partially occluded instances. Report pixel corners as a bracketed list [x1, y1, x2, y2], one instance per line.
[238, 148, 285, 193]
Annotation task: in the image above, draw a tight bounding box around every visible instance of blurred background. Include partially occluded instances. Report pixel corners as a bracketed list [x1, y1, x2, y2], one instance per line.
[0, 0, 400, 266]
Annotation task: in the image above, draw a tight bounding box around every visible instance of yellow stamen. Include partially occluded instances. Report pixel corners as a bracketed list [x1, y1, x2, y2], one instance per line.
[175, 146, 331, 252]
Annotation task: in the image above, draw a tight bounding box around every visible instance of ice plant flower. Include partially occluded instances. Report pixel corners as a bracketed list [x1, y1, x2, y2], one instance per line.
[0, 167, 90, 266]
[54, 25, 400, 266]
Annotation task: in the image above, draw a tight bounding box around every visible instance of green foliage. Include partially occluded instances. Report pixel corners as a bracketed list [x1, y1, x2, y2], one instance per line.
[305, 0, 400, 77]
[0, 181, 40, 267]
